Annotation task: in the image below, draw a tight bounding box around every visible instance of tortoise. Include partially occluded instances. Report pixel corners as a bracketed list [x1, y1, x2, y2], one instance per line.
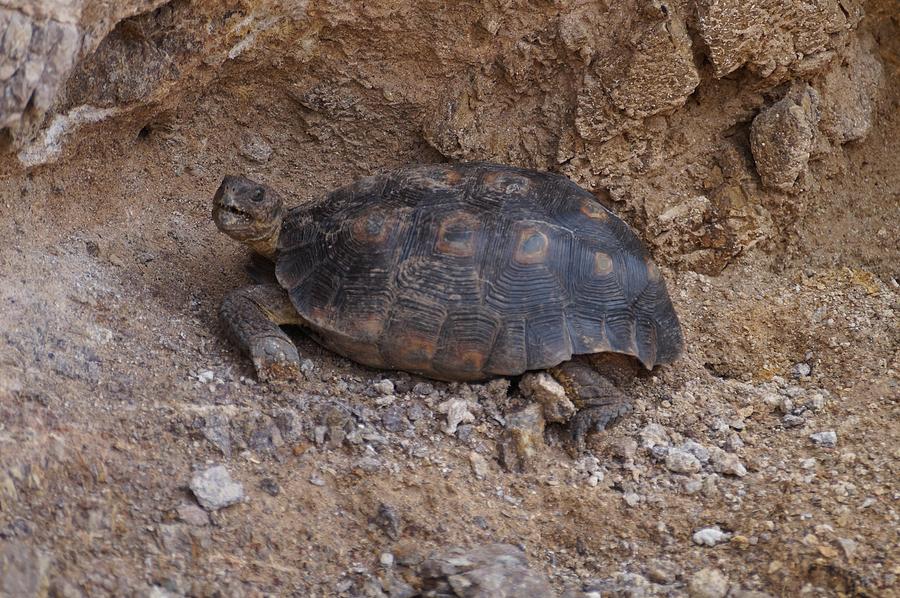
[212, 162, 683, 446]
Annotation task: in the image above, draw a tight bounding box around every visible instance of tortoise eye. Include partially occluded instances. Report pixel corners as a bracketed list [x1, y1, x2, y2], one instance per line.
[252, 188, 264, 202]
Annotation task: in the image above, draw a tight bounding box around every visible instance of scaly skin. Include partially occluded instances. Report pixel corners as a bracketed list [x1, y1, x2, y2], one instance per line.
[219, 284, 304, 381]
[550, 355, 638, 452]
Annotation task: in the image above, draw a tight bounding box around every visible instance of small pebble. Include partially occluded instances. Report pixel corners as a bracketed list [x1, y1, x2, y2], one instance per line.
[709, 447, 747, 477]
[640, 423, 670, 448]
[436, 398, 475, 435]
[190, 465, 244, 511]
[666, 448, 702, 474]
[380, 552, 394, 567]
[259, 477, 280, 496]
[373, 379, 395, 396]
[469, 451, 489, 480]
[177, 503, 210, 526]
[413, 382, 434, 396]
[810, 430, 837, 448]
[623, 492, 641, 507]
[646, 559, 678, 584]
[692, 526, 730, 546]
[782, 414, 805, 428]
[688, 567, 729, 598]
[791, 362, 811, 378]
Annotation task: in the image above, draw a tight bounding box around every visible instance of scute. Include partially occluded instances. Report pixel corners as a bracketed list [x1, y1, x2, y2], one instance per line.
[275, 162, 683, 381]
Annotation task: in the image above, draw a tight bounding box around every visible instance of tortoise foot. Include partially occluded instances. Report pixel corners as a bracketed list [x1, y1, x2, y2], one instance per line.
[569, 400, 633, 454]
[549, 359, 634, 454]
[250, 336, 301, 382]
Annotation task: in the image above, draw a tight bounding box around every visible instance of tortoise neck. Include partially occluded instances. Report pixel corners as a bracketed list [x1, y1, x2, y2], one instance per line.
[245, 221, 281, 261]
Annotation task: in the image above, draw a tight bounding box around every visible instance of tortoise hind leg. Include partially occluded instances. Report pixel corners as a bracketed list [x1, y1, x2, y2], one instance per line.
[220, 284, 303, 381]
[549, 354, 639, 452]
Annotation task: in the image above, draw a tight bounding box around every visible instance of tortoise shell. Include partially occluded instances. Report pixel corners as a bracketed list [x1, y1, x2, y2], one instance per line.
[275, 162, 683, 381]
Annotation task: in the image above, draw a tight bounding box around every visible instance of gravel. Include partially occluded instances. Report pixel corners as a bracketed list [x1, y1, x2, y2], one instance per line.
[189, 465, 244, 510]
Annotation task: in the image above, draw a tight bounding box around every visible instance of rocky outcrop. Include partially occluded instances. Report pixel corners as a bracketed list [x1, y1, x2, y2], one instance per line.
[0, 0, 886, 273]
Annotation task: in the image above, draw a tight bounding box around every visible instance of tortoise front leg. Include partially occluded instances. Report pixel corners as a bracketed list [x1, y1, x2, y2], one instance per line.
[220, 284, 303, 381]
[549, 354, 638, 452]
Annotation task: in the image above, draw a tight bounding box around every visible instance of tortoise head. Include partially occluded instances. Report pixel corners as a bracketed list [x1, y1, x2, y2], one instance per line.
[213, 175, 284, 259]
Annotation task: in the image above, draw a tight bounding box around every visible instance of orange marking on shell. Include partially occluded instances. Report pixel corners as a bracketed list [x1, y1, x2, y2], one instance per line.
[349, 314, 385, 338]
[580, 198, 610, 222]
[448, 348, 486, 372]
[646, 259, 661, 281]
[514, 228, 549, 265]
[442, 168, 463, 185]
[393, 334, 437, 368]
[435, 212, 479, 257]
[593, 251, 614, 275]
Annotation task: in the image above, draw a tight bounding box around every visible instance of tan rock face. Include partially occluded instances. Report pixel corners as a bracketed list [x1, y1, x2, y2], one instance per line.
[0, 0, 886, 274]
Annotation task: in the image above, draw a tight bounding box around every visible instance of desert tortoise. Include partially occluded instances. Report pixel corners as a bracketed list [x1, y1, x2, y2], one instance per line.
[212, 162, 683, 444]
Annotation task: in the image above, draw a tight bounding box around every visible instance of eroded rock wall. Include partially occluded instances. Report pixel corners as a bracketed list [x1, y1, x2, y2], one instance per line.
[0, 0, 886, 273]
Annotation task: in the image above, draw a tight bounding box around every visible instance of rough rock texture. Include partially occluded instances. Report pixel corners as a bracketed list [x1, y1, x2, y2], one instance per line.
[750, 84, 821, 192]
[0, 0, 885, 274]
[0, 0, 169, 149]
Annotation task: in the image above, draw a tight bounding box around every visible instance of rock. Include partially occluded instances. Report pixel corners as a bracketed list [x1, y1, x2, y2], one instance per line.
[372, 503, 402, 540]
[692, 526, 731, 546]
[639, 423, 670, 449]
[0, 540, 51, 598]
[373, 379, 395, 396]
[610, 437, 638, 461]
[238, 133, 272, 163]
[381, 405, 409, 433]
[575, 6, 699, 142]
[519, 372, 575, 423]
[259, 477, 280, 496]
[646, 559, 679, 584]
[177, 503, 210, 526]
[623, 492, 642, 507]
[708, 447, 747, 477]
[413, 382, 434, 396]
[469, 451, 490, 480]
[189, 465, 244, 511]
[688, 567, 729, 598]
[695, 0, 853, 78]
[201, 413, 231, 457]
[818, 34, 883, 144]
[665, 448, 702, 474]
[791, 362, 811, 378]
[782, 414, 805, 428]
[436, 398, 475, 435]
[418, 543, 556, 598]
[380, 552, 395, 567]
[750, 84, 820, 191]
[810, 430, 837, 448]
[498, 404, 545, 473]
[681, 440, 710, 463]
